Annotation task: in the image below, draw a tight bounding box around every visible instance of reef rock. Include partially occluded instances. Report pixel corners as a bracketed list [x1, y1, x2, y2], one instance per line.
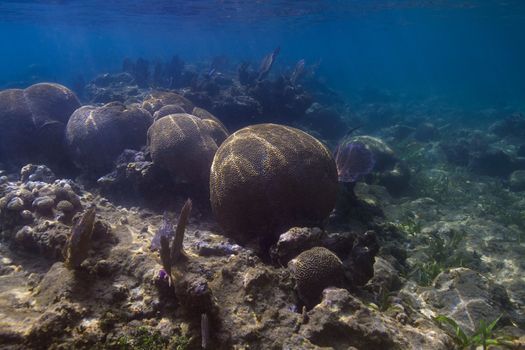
[304, 103, 348, 141]
[97, 150, 174, 206]
[85, 72, 140, 104]
[211, 94, 262, 130]
[20, 164, 56, 183]
[299, 288, 452, 350]
[421, 268, 515, 333]
[489, 114, 525, 138]
[65, 102, 152, 176]
[414, 122, 438, 142]
[468, 149, 516, 177]
[210, 123, 338, 252]
[510, 170, 525, 192]
[270, 227, 324, 265]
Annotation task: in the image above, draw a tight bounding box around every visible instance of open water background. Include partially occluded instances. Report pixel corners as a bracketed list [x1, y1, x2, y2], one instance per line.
[1, 0, 524, 109]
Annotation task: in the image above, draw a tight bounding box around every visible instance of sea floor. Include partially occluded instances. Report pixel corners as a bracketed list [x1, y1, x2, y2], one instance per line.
[0, 136, 524, 349]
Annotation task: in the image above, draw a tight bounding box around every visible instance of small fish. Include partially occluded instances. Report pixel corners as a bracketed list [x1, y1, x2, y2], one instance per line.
[150, 212, 175, 251]
[258, 46, 281, 81]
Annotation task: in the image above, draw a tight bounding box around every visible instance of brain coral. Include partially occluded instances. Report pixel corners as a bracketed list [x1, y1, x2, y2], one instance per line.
[290, 246, 344, 308]
[209, 123, 338, 251]
[0, 83, 80, 166]
[142, 91, 194, 115]
[153, 104, 187, 121]
[147, 112, 228, 185]
[65, 102, 152, 175]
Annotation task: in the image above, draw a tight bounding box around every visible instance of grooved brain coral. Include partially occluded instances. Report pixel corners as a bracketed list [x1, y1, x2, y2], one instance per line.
[209, 123, 338, 250]
[65, 102, 152, 175]
[141, 91, 194, 115]
[291, 246, 344, 308]
[0, 83, 80, 165]
[147, 112, 229, 185]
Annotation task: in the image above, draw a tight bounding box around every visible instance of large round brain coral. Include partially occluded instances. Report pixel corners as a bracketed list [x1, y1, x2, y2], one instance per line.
[289, 246, 344, 308]
[65, 102, 152, 175]
[0, 83, 80, 167]
[147, 112, 229, 185]
[209, 124, 338, 251]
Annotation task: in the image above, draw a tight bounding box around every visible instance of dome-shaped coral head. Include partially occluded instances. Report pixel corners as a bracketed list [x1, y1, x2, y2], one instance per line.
[334, 140, 375, 182]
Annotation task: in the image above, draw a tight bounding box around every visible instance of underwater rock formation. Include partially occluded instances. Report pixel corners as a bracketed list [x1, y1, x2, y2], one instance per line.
[122, 57, 150, 88]
[0, 83, 80, 170]
[468, 149, 516, 177]
[304, 102, 349, 141]
[210, 94, 262, 130]
[421, 268, 515, 334]
[97, 150, 175, 207]
[85, 72, 140, 104]
[210, 123, 338, 252]
[510, 170, 525, 191]
[296, 288, 452, 349]
[413, 122, 438, 142]
[147, 112, 228, 186]
[151, 55, 185, 88]
[65, 102, 152, 176]
[489, 113, 525, 138]
[270, 227, 324, 265]
[0, 166, 83, 258]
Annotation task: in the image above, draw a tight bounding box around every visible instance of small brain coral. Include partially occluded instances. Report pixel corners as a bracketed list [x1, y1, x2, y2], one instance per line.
[65, 102, 152, 175]
[209, 123, 338, 251]
[0, 83, 80, 166]
[147, 111, 228, 185]
[290, 246, 344, 308]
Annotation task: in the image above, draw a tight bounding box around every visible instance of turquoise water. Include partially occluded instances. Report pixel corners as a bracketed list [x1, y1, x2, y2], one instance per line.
[1, 0, 525, 109]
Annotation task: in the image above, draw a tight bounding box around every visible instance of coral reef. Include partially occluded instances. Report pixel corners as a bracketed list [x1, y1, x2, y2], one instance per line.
[2, 55, 525, 350]
[210, 123, 338, 252]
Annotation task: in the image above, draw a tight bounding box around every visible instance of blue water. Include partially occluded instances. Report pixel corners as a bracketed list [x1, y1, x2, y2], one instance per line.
[1, 0, 524, 109]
